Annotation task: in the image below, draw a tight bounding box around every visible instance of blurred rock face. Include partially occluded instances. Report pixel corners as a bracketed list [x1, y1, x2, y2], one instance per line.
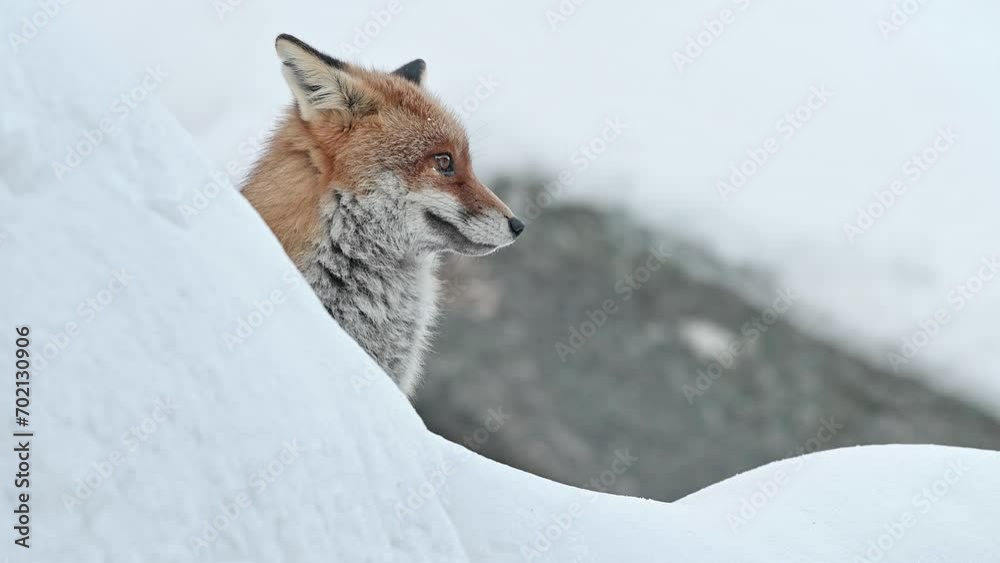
[415, 178, 1000, 502]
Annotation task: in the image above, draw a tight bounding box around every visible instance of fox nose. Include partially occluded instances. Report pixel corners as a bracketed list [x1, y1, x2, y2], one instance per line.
[508, 217, 525, 237]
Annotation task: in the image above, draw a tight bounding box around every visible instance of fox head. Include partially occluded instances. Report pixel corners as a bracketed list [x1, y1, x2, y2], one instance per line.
[247, 34, 523, 265]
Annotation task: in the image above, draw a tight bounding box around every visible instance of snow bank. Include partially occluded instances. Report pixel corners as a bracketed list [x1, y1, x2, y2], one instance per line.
[1, 7, 998, 562]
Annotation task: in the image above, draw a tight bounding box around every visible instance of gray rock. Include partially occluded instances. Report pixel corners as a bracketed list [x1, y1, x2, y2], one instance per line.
[416, 177, 1000, 501]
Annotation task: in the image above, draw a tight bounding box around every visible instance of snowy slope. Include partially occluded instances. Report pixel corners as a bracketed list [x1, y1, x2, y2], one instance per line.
[2, 6, 1000, 563]
[55, 0, 1000, 414]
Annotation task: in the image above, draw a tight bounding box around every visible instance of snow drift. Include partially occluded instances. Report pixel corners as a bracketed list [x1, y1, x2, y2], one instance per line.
[1, 7, 998, 562]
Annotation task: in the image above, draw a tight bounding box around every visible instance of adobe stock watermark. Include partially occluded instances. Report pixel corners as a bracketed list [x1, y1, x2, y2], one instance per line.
[545, 0, 590, 31]
[335, 1, 404, 62]
[555, 244, 672, 362]
[438, 276, 471, 310]
[189, 440, 305, 554]
[177, 171, 238, 222]
[682, 288, 800, 403]
[848, 459, 969, 563]
[519, 450, 638, 561]
[351, 364, 384, 395]
[878, 0, 932, 40]
[886, 254, 998, 372]
[213, 0, 248, 21]
[673, 0, 753, 72]
[61, 397, 177, 511]
[395, 407, 510, 518]
[717, 85, 833, 201]
[843, 127, 957, 243]
[222, 268, 308, 352]
[7, 0, 73, 53]
[727, 416, 843, 532]
[454, 75, 500, 121]
[223, 126, 270, 178]
[34, 268, 136, 373]
[178, 125, 270, 221]
[520, 117, 629, 226]
[456, 407, 512, 454]
[50, 65, 168, 180]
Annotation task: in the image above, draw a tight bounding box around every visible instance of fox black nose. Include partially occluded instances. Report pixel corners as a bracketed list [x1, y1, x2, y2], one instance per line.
[508, 217, 525, 236]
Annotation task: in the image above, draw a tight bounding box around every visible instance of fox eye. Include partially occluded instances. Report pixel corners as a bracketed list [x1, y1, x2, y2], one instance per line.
[434, 153, 454, 176]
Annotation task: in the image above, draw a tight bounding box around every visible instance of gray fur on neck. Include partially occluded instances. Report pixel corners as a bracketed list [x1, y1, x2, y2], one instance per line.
[301, 190, 440, 395]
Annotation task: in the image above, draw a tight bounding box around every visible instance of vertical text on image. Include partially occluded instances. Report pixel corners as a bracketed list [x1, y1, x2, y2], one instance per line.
[13, 326, 34, 549]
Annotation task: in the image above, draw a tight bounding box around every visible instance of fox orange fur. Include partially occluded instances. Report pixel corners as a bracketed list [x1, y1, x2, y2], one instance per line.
[243, 34, 523, 395]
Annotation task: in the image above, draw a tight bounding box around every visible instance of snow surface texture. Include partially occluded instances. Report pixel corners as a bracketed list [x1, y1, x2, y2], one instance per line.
[2, 4, 1000, 563]
[57, 0, 1000, 415]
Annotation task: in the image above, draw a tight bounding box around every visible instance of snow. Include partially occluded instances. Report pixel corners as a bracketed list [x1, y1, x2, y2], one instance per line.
[3, 4, 1000, 562]
[53, 0, 1000, 415]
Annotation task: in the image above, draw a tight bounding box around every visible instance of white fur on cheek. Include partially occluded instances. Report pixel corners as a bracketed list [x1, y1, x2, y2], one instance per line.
[408, 189, 515, 249]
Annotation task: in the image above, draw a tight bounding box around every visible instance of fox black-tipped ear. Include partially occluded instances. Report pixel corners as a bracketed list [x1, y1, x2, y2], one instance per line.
[392, 59, 426, 86]
[275, 34, 377, 123]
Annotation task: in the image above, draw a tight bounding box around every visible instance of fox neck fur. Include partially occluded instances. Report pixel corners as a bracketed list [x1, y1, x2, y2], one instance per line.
[304, 189, 441, 396]
[245, 111, 440, 395]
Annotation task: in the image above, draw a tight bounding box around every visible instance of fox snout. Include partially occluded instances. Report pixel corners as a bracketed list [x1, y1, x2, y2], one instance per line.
[509, 216, 525, 236]
[469, 181, 525, 238]
[417, 187, 524, 256]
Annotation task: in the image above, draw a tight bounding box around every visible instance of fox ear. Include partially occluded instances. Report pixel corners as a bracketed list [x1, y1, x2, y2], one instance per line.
[392, 59, 426, 86]
[275, 34, 377, 123]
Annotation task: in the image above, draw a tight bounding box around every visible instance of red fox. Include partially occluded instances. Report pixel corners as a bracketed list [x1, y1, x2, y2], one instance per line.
[243, 34, 524, 396]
